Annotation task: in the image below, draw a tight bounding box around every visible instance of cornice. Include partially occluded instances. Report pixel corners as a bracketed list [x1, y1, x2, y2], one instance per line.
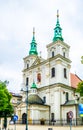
[38, 83, 75, 92]
[46, 40, 70, 49]
[22, 54, 71, 72]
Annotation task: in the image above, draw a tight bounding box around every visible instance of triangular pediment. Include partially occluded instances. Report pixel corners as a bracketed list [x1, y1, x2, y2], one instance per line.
[31, 56, 45, 66]
[17, 101, 26, 108]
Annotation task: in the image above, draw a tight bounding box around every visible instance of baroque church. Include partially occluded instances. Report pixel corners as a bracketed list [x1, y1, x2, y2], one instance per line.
[15, 11, 82, 125]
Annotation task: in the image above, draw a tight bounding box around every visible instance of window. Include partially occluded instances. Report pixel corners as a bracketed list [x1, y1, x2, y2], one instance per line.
[59, 30, 61, 33]
[32, 89, 36, 93]
[37, 73, 41, 83]
[66, 92, 69, 102]
[51, 67, 55, 77]
[64, 68, 67, 78]
[67, 112, 70, 123]
[52, 51, 54, 57]
[27, 64, 29, 69]
[43, 96, 46, 103]
[55, 30, 57, 33]
[51, 113, 55, 121]
[63, 52, 65, 57]
[26, 77, 29, 86]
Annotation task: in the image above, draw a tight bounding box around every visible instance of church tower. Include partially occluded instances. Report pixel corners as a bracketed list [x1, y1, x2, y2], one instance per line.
[46, 10, 71, 86]
[22, 28, 39, 89]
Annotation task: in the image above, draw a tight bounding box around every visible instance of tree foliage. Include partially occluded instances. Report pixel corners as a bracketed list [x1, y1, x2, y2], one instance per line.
[76, 81, 83, 97]
[0, 81, 13, 117]
[81, 56, 83, 64]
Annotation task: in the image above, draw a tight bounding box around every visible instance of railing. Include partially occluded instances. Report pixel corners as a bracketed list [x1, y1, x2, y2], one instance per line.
[10, 118, 83, 126]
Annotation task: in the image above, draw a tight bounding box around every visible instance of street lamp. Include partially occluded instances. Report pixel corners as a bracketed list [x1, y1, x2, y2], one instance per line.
[21, 85, 28, 130]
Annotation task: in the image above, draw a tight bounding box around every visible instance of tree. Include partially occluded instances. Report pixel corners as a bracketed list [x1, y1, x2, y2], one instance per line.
[81, 56, 83, 64]
[76, 81, 83, 97]
[0, 81, 14, 129]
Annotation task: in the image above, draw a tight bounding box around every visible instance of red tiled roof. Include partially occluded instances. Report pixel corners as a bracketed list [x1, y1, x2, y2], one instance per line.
[70, 73, 82, 89]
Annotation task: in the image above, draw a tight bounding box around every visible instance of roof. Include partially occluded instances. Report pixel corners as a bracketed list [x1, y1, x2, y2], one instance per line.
[28, 94, 44, 105]
[62, 100, 78, 106]
[31, 82, 37, 89]
[10, 92, 22, 98]
[70, 73, 82, 89]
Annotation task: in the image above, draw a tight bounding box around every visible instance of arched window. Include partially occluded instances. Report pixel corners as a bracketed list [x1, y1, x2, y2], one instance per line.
[51, 68, 55, 77]
[27, 64, 29, 69]
[67, 112, 70, 123]
[37, 73, 41, 83]
[26, 77, 29, 85]
[66, 92, 69, 102]
[52, 51, 54, 57]
[64, 68, 67, 78]
[62, 48, 66, 58]
[63, 52, 65, 57]
[43, 96, 46, 103]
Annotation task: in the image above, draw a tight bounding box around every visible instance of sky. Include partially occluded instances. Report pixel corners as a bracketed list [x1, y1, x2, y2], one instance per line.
[0, 0, 83, 93]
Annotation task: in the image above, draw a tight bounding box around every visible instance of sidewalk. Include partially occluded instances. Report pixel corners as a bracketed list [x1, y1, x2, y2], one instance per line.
[28, 125, 83, 130]
[8, 124, 83, 130]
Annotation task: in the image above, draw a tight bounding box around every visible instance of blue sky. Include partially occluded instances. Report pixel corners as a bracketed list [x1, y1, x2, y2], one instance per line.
[0, 0, 83, 93]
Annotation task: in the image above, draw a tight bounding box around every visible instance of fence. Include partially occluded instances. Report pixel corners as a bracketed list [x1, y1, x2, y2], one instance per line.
[10, 118, 83, 126]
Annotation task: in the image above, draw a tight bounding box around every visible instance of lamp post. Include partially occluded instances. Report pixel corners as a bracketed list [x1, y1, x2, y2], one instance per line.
[21, 85, 28, 130]
[26, 85, 28, 130]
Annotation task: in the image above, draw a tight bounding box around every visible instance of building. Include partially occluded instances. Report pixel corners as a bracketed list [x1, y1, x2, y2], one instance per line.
[15, 11, 82, 125]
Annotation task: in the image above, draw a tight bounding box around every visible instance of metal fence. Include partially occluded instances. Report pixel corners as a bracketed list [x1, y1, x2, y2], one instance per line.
[10, 118, 83, 126]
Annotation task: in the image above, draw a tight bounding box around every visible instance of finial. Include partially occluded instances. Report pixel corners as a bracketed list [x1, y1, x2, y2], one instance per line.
[57, 10, 59, 18]
[33, 27, 35, 36]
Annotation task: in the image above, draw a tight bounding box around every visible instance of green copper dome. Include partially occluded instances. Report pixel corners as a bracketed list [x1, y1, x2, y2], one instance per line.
[53, 10, 64, 42]
[31, 82, 37, 89]
[29, 28, 38, 55]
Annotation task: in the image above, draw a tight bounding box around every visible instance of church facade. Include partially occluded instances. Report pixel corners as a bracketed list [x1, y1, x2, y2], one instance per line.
[16, 11, 81, 125]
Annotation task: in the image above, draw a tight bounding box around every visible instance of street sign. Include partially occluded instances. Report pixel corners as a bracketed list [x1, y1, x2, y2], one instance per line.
[68, 111, 73, 119]
[78, 104, 83, 117]
[13, 115, 18, 121]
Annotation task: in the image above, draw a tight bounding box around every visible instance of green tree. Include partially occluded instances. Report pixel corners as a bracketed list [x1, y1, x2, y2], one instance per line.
[76, 81, 83, 97]
[81, 56, 83, 64]
[0, 81, 13, 129]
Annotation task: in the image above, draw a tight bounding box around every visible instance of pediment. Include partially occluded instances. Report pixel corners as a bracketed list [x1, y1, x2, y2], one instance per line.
[17, 101, 26, 108]
[31, 56, 45, 66]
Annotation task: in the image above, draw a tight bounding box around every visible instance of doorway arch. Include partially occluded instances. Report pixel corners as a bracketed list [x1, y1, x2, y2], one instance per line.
[22, 113, 27, 124]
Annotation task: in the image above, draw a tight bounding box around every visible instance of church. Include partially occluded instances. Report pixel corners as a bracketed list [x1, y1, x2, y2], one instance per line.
[15, 11, 82, 125]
